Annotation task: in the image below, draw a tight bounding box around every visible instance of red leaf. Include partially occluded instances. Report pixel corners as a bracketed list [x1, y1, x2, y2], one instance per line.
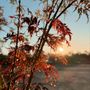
[28, 25, 36, 37]
[52, 19, 72, 41]
[12, 35, 24, 42]
[66, 40, 71, 46]
[52, 19, 62, 29]
[9, 16, 16, 18]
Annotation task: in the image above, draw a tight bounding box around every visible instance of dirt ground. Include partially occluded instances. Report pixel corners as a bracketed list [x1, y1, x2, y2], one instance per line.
[34, 64, 90, 90]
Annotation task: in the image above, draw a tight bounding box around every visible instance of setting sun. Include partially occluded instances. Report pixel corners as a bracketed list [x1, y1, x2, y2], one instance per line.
[58, 47, 64, 52]
[55, 46, 65, 55]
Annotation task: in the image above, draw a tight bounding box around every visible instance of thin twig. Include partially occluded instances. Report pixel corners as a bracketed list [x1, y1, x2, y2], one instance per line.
[13, 0, 21, 68]
[56, 0, 77, 19]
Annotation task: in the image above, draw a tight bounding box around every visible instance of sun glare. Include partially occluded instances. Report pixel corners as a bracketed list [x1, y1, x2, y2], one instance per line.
[55, 46, 65, 55]
[59, 47, 64, 52]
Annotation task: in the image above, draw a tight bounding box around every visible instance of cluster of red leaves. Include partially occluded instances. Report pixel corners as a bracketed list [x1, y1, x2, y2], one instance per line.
[52, 19, 72, 41]
[35, 62, 59, 82]
[21, 16, 38, 37]
[46, 34, 64, 50]
[28, 25, 37, 37]
[20, 44, 35, 52]
[0, 4, 73, 89]
[1, 50, 28, 75]
[0, 49, 32, 89]
[34, 53, 60, 82]
[4, 32, 24, 42]
[45, 19, 72, 48]
[0, 51, 60, 89]
[12, 35, 24, 42]
[8, 49, 28, 67]
[0, 61, 13, 76]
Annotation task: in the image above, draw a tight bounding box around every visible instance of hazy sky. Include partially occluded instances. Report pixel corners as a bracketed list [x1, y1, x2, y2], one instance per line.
[0, 0, 90, 55]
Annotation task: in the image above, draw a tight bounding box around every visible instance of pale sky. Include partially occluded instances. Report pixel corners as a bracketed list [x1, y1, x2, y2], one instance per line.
[0, 0, 90, 55]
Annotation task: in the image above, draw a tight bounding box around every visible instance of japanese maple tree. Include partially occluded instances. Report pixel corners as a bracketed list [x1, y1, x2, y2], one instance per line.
[0, 0, 90, 90]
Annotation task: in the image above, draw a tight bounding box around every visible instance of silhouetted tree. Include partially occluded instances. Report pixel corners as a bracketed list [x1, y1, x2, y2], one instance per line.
[0, 0, 90, 90]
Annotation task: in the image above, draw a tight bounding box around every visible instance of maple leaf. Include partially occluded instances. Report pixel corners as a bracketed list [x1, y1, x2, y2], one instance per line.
[46, 34, 64, 50]
[9, 16, 16, 18]
[52, 19, 72, 45]
[28, 25, 36, 37]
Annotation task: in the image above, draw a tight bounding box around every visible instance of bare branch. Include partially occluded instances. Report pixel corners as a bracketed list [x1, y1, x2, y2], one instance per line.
[56, 0, 77, 19]
[52, 0, 64, 19]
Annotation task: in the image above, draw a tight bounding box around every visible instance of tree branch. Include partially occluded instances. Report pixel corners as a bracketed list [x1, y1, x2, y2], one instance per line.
[37, 0, 64, 52]
[36, 0, 77, 58]
[25, 0, 77, 90]
[7, 0, 21, 90]
[52, 0, 64, 19]
[56, 0, 77, 19]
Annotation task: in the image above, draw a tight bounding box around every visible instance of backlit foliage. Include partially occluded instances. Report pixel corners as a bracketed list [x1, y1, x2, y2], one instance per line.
[0, 6, 7, 31]
[0, 0, 90, 90]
